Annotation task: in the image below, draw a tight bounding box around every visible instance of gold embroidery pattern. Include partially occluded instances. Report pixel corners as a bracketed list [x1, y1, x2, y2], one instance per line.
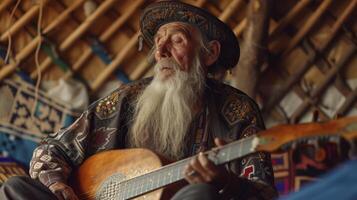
[222, 96, 255, 126]
[96, 92, 119, 118]
[242, 126, 259, 138]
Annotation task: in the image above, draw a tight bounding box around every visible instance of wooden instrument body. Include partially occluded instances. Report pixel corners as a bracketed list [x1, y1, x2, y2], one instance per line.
[69, 116, 357, 200]
[70, 148, 176, 200]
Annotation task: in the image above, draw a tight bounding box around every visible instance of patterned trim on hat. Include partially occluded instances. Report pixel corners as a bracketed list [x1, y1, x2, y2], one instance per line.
[140, 1, 239, 70]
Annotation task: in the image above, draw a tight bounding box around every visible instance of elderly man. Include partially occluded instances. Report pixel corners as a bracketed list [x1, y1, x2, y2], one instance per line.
[0, 1, 276, 200]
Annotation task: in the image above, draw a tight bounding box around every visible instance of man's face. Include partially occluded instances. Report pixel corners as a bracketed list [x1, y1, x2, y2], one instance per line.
[154, 22, 199, 80]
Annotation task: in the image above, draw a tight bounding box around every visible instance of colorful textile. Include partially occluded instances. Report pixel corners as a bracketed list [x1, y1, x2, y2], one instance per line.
[0, 79, 80, 165]
[271, 142, 349, 197]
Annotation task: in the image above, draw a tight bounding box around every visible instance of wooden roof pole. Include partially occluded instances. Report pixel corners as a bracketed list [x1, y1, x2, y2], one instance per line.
[233, 0, 311, 39]
[262, 0, 357, 114]
[42, 0, 85, 35]
[0, 0, 84, 81]
[290, 45, 356, 123]
[194, 0, 207, 7]
[91, 31, 140, 91]
[263, 0, 356, 117]
[282, 0, 333, 56]
[233, 18, 247, 37]
[58, 0, 118, 52]
[290, 0, 357, 119]
[63, 0, 144, 80]
[31, 0, 119, 79]
[0, 0, 13, 14]
[316, 0, 357, 52]
[0, 0, 48, 42]
[269, 0, 311, 40]
[219, 0, 243, 22]
[129, 58, 151, 81]
[0, 37, 42, 80]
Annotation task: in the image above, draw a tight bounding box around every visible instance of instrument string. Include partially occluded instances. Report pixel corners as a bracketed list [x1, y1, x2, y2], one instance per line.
[73, 137, 255, 199]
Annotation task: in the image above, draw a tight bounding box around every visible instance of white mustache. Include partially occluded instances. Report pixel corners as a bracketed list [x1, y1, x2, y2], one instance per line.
[155, 58, 181, 72]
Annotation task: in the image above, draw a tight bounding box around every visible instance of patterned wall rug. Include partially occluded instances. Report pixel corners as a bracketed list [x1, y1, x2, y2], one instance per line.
[0, 79, 80, 166]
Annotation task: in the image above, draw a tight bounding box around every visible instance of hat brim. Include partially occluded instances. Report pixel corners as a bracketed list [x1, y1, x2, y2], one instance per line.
[140, 1, 240, 70]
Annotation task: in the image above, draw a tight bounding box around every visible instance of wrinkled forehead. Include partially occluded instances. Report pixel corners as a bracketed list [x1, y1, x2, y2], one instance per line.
[155, 22, 201, 39]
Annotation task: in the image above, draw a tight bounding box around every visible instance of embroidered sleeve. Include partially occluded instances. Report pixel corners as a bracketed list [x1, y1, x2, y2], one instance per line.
[223, 96, 277, 199]
[29, 111, 91, 187]
[28, 82, 141, 188]
[230, 125, 278, 200]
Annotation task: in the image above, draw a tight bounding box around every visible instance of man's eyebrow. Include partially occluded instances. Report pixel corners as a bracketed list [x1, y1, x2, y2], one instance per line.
[154, 25, 193, 42]
[170, 26, 191, 37]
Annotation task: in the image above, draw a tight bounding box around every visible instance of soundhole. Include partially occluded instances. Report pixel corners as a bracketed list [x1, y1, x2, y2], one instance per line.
[96, 173, 126, 200]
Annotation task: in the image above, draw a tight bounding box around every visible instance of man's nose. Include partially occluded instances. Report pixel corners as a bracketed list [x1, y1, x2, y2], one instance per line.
[157, 41, 171, 58]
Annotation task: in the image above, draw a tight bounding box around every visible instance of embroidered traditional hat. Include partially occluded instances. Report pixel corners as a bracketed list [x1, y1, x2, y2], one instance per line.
[140, 1, 240, 71]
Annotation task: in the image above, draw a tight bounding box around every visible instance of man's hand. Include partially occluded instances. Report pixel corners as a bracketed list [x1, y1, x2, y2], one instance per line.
[49, 182, 79, 200]
[184, 138, 231, 189]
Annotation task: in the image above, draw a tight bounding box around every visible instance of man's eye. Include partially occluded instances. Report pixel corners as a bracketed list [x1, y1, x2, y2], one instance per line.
[172, 36, 183, 43]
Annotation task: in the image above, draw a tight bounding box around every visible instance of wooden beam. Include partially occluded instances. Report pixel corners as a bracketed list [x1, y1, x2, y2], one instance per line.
[0, 1, 49, 42]
[31, 0, 120, 79]
[129, 59, 151, 81]
[233, 18, 247, 37]
[0, 0, 88, 81]
[290, 45, 356, 123]
[269, 0, 312, 40]
[42, 0, 85, 35]
[91, 31, 140, 91]
[262, 0, 357, 114]
[316, 0, 357, 52]
[219, 0, 243, 22]
[0, 0, 13, 14]
[193, 0, 207, 7]
[0, 36, 42, 80]
[282, 0, 333, 56]
[63, 0, 144, 80]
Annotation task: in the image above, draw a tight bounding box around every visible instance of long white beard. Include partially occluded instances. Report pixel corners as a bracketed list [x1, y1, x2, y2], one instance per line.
[129, 56, 205, 159]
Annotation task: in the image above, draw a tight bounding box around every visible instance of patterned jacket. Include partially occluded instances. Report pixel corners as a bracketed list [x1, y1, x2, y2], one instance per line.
[29, 78, 277, 199]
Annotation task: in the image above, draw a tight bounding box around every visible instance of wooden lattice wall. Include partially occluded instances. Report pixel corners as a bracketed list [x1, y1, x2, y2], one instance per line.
[0, 0, 356, 127]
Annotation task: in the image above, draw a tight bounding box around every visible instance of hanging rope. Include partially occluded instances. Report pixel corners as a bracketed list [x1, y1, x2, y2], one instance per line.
[4, 0, 21, 64]
[31, 0, 44, 123]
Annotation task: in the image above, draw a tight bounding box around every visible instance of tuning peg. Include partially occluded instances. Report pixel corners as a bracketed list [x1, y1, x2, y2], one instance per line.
[307, 138, 319, 149]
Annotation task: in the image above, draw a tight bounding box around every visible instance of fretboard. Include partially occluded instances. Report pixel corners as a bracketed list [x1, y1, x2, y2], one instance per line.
[115, 135, 259, 199]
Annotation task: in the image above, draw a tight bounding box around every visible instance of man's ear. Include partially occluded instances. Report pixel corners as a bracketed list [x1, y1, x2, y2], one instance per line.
[203, 40, 221, 66]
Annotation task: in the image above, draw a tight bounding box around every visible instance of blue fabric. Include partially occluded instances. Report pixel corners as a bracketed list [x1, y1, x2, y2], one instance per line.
[89, 36, 131, 83]
[282, 160, 357, 200]
[0, 133, 37, 166]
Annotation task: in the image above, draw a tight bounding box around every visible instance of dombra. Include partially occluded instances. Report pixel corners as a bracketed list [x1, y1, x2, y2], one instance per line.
[69, 116, 357, 200]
